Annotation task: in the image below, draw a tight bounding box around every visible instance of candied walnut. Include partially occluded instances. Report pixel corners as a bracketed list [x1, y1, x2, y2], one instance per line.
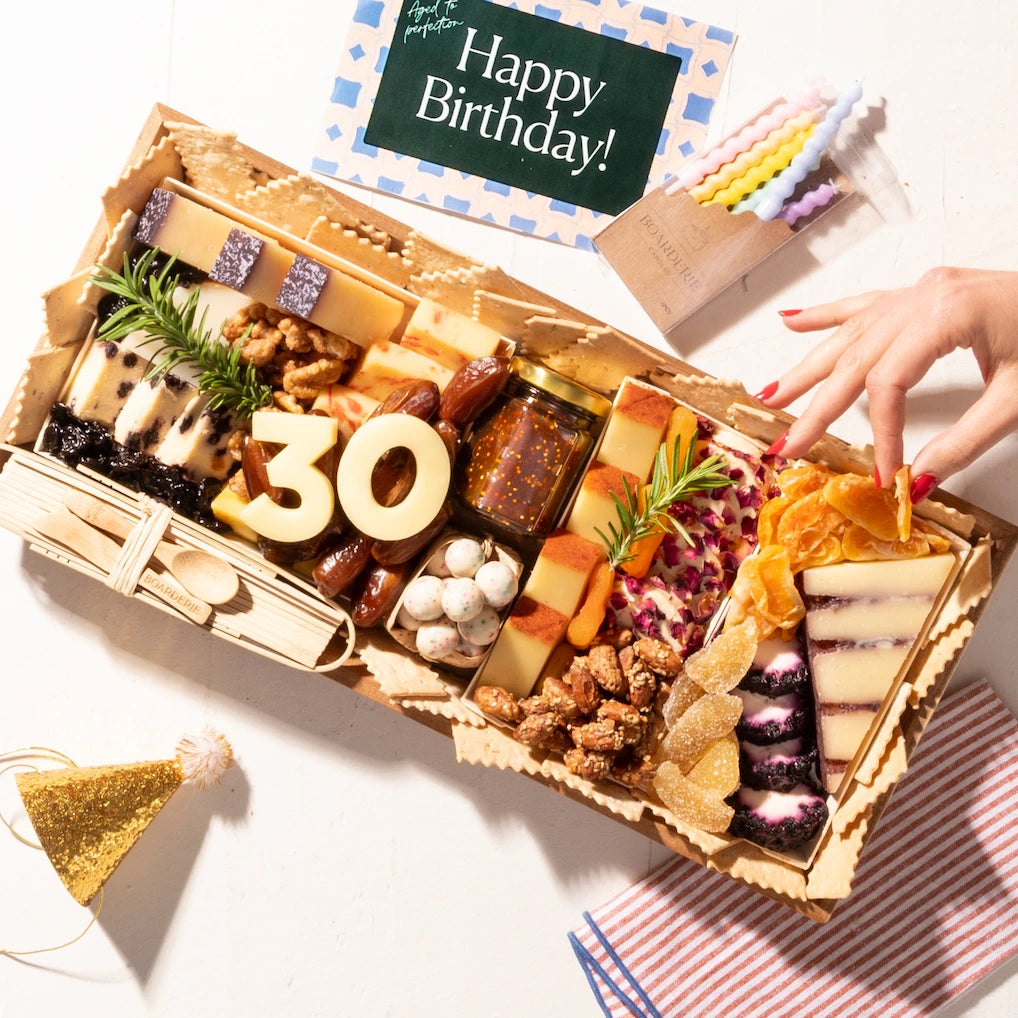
[540, 676, 584, 721]
[596, 700, 644, 745]
[633, 638, 683, 677]
[564, 659, 601, 715]
[515, 712, 571, 751]
[474, 685, 523, 725]
[572, 719, 626, 753]
[226, 429, 247, 463]
[282, 357, 345, 400]
[273, 390, 304, 414]
[587, 644, 628, 698]
[564, 747, 614, 783]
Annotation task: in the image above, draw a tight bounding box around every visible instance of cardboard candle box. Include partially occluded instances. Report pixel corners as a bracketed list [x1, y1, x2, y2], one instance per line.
[1, 104, 1014, 921]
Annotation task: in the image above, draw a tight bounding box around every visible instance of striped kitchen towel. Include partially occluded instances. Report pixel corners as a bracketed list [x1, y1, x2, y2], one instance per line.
[570, 679, 1018, 1018]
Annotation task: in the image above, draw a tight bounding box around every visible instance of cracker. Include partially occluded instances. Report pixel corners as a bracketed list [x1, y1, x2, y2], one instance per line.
[101, 134, 183, 234]
[853, 682, 912, 787]
[77, 208, 137, 317]
[539, 755, 644, 822]
[43, 267, 95, 348]
[908, 617, 975, 709]
[402, 230, 478, 274]
[233, 173, 360, 238]
[519, 315, 589, 359]
[306, 216, 412, 287]
[451, 719, 544, 775]
[359, 639, 448, 698]
[399, 696, 484, 727]
[2, 342, 81, 445]
[472, 290, 557, 341]
[165, 121, 268, 200]
[643, 797, 732, 856]
[409, 269, 480, 317]
[547, 325, 658, 393]
[716, 843, 811, 901]
[833, 731, 907, 835]
[805, 812, 869, 900]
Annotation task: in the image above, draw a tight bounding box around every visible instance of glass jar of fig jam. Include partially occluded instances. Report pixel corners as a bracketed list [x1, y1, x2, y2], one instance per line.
[456, 358, 610, 538]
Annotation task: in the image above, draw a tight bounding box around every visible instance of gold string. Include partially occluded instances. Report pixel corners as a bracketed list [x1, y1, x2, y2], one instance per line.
[0, 746, 105, 958]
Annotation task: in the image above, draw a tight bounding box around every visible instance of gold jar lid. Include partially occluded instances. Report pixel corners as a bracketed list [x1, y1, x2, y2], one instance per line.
[510, 357, 612, 419]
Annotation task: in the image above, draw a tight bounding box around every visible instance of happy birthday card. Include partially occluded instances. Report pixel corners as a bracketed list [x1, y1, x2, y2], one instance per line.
[313, 0, 736, 247]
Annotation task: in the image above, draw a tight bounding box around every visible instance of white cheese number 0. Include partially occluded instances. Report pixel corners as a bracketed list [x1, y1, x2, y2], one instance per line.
[239, 411, 451, 545]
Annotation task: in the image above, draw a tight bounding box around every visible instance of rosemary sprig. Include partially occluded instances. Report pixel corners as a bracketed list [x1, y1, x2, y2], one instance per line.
[90, 248, 272, 420]
[594, 431, 735, 569]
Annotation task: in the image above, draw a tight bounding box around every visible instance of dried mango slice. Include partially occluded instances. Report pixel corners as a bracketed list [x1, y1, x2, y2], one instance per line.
[776, 461, 833, 500]
[657, 692, 742, 771]
[687, 731, 740, 798]
[842, 523, 931, 561]
[755, 494, 795, 548]
[822, 473, 899, 542]
[726, 545, 804, 638]
[684, 619, 758, 693]
[776, 489, 848, 571]
[653, 761, 735, 832]
[893, 464, 913, 541]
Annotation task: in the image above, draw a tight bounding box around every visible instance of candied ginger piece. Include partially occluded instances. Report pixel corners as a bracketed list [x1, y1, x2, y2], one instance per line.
[658, 693, 742, 771]
[653, 761, 734, 832]
[687, 731, 740, 798]
[661, 673, 703, 727]
[684, 619, 757, 693]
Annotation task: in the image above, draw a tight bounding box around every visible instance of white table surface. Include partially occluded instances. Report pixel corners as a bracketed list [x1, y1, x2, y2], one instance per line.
[2, 1, 1016, 1015]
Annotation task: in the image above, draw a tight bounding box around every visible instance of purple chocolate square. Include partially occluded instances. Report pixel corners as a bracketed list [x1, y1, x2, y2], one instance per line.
[277, 253, 328, 318]
[209, 228, 264, 290]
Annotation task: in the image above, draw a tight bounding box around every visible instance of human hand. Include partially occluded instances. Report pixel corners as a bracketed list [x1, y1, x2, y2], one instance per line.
[753, 267, 1018, 503]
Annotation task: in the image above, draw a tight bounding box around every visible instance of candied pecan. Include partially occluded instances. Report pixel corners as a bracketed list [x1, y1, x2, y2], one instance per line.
[587, 644, 628, 698]
[540, 676, 584, 721]
[612, 753, 657, 790]
[515, 712, 571, 751]
[564, 659, 601, 715]
[633, 637, 683, 677]
[474, 685, 523, 725]
[519, 694, 555, 717]
[572, 719, 625, 753]
[564, 747, 613, 783]
[282, 357, 345, 400]
[596, 701, 644, 745]
[623, 656, 658, 711]
[590, 627, 633, 650]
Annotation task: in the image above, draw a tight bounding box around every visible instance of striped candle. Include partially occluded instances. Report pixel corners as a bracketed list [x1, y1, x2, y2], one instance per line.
[688, 110, 817, 204]
[571, 680, 1018, 1018]
[666, 87, 821, 195]
[752, 82, 863, 221]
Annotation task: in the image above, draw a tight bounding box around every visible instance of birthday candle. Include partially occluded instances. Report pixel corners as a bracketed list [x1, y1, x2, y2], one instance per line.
[666, 87, 821, 194]
[689, 110, 817, 204]
[779, 180, 839, 226]
[703, 123, 816, 207]
[753, 82, 863, 222]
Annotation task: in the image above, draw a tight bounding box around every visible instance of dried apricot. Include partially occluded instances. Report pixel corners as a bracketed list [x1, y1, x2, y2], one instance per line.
[566, 559, 614, 649]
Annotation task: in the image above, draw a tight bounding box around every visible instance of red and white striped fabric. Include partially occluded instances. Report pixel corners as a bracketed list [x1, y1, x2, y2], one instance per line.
[572, 680, 1018, 1018]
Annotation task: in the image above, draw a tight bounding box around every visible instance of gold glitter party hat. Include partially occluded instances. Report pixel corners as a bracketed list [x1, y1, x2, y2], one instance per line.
[14, 728, 232, 906]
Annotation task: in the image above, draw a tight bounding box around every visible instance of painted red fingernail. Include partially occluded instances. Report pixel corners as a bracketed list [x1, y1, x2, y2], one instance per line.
[766, 430, 789, 456]
[873, 466, 882, 489]
[778, 309, 802, 317]
[910, 473, 939, 504]
[754, 381, 779, 401]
